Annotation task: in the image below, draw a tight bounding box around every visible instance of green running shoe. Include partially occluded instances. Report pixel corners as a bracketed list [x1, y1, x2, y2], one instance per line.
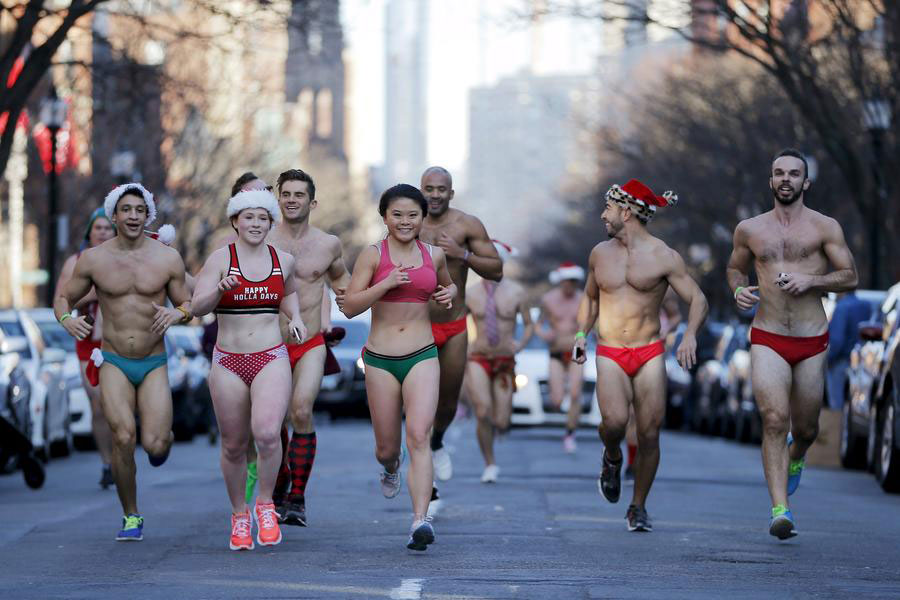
[769, 504, 797, 540]
[245, 461, 258, 505]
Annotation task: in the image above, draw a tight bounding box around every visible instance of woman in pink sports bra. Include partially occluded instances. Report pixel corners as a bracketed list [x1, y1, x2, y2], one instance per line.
[191, 190, 307, 551]
[342, 184, 456, 551]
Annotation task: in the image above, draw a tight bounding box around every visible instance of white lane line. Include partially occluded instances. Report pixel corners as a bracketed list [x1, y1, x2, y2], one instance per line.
[188, 577, 481, 600]
[390, 578, 424, 599]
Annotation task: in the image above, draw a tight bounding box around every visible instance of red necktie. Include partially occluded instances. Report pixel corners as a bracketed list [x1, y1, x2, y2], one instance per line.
[484, 281, 500, 346]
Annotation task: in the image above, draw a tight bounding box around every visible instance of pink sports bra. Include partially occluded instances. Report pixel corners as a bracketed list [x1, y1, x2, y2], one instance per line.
[370, 238, 437, 303]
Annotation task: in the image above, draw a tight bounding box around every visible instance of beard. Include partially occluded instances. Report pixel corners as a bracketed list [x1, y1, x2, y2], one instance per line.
[772, 186, 803, 205]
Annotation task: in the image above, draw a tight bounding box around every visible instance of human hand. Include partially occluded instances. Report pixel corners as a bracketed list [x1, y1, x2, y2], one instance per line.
[676, 332, 697, 370]
[573, 336, 587, 364]
[777, 272, 813, 296]
[432, 284, 453, 309]
[217, 275, 240, 292]
[385, 266, 411, 289]
[334, 287, 346, 311]
[734, 285, 760, 310]
[151, 302, 181, 335]
[289, 318, 307, 344]
[62, 315, 92, 341]
[437, 232, 465, 260]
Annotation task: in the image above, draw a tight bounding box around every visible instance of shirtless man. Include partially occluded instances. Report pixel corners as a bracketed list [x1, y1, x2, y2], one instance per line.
[575, 179, 707, 532]
[418, 166, 503, 486]
[464, 241, 533, 483]
[266, 168, 350, 526]
[727, 148, 857, 540]
[537, 262, 586, 453]
[55, 183, 192, 541]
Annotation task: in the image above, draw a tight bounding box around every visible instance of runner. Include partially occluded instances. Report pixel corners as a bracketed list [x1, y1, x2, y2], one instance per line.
[574, 178, 707, 532]
[53, 207, 116, 488]
[191, 188, 307, 551]
[537, 262, 586, 453]
[418, 166, 502, 485]
[726, 148, 857, 540]
[266, 168, 351, 526]
[464, 241, 533, 483]
[342, 184, 456, 550]
[55, 183, 192, 541]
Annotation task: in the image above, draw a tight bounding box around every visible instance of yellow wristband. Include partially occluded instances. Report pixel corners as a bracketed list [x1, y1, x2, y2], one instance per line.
[575, 331, 586, 339]
[733, 286, 745, 300]
[59, 313, 72, 323]
[175, 306, 191, 323]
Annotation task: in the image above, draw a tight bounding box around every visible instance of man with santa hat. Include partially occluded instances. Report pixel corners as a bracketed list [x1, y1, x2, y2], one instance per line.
[574, 178, 707, 533]
[537, 261, 587, 453]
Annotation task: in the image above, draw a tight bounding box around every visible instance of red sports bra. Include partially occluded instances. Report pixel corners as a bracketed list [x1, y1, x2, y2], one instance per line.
[371, 238, 437, 303]
[216, 244, 285, 315]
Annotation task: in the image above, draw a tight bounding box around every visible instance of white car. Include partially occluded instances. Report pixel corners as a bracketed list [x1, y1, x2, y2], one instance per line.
[511, 311, 601, 427]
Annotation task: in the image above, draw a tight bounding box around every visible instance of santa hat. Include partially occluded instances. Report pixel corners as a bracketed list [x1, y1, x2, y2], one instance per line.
[549, 261, 585, 285]
[226, 189, 281, 223]
[492, 239, 519, 263]
[145, 224, 175, 246]
[104, 182, 156, 226]
[606, 179, 677, 223]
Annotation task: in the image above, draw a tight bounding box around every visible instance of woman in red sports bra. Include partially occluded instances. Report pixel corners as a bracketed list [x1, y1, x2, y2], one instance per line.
[53, 206, 116, 487]
[342, 184, 456, 551]
[192, 190, 307, 551]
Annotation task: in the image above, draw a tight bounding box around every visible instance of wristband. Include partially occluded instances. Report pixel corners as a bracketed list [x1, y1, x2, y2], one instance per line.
[59, 313, 72, 324]
[175, 306, 191, 323]
[574, 331, 586, 339]
[462, 250, 471, 263]
[733, 286, 745, 300]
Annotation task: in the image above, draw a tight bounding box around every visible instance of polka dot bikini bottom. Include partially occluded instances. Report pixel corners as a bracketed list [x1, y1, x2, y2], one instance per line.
[213, 343, 289, 387]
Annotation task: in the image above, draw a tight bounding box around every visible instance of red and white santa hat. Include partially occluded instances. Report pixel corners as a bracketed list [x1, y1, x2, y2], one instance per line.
[549, 261, 585, 285]
[606, 178, 677, 222]
[226, 189, 281, 223]
[492, 239, 519, 263]
[104, 182, 157, 226]
[145, 224, 176, 246]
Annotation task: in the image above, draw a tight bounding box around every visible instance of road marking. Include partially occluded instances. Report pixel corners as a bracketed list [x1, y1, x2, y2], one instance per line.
[390, 578, 423, 599]
[189, 577, 480, 600]
[554, 514, 755, 532]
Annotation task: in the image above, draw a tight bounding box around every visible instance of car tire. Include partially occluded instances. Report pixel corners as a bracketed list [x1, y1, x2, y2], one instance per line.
[73, 435, 97, 451]
[866, 403, 881, 473]
[49, 438, 71, 458]
[840, 397, 866, 469]
[21, 454, 45, 489]
[876, 397, 900, 493]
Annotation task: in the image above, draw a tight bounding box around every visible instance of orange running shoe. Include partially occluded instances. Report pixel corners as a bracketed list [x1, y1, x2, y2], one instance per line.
[229, 510, 254, 551]
[254, 501, 282, 546]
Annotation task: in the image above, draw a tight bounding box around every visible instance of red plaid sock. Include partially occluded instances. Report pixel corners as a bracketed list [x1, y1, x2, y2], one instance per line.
[288, 432, 317, 502]
[627, 442, 637, 466]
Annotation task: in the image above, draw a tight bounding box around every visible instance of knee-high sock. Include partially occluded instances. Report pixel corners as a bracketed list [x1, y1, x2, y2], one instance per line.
[627, 442, 637, 467]
[273, 425, 291, 502]
[288, 431, 317, 502]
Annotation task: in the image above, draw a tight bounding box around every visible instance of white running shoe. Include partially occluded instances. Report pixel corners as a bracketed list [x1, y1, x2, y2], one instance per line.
[380, 449, 404, 498]
[407, 516, 435, 551]
[481, 464, 500, 483]
[426, 485, 443, 518]
[563, 433, 577, 454]
[432, 447, 453, 481]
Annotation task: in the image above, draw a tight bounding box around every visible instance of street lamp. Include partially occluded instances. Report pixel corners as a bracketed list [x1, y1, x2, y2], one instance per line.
[39, 84, 68, 306]
[862, 98, 891, 289]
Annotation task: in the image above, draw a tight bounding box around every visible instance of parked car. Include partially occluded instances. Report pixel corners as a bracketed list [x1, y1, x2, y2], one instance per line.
[686, 321, 728, 434]
[663, 324, 693, 430]
[511, 309, 601, 427]
[838, 289, 892, 470]
[165, 327, 210, 441]
[0, 309, 72, 460]
[318, 315, 370, 418]
[0, 335, 45, 487]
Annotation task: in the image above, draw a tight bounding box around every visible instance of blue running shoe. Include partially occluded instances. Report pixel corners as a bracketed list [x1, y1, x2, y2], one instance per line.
[769, 505, 797, 540]
[148, 447, 170, 467]
[787, 433, 804, 496]
[116, 514, 144, 541]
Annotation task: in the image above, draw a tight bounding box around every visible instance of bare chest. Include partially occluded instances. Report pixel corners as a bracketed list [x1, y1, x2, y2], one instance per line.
[271, 234, 332, 283]
[749, 228, 824, 266]
[469, 287, 519, 320]
[545, 293, 581, 321]
[94, 254, 169, 297]
[594, 251, 667, 293]
[419, 222, 466, 248]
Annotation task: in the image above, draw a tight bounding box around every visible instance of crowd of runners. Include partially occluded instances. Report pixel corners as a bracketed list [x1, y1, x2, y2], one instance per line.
[53, 147, 858, 550]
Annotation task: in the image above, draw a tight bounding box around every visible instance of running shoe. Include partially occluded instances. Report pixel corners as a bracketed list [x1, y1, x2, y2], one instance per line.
[254, 501, 282, 546]
[432, 447, 453, 481]
[426, 485, 443, 519]
[116, 514, 144, 541]
[281, 499, 307, 527]
[380, 448, 405, 498]
[244, 461, 258, 505]
[598, 450, 623, 503]
[407, 517, 435, 551]
[481, 464, 500, 483]
[625, 505, 652, 532]
[786, 433, 804, 496]
[99, 465, 114, 489]
[769, 504, 797, 540]
[148, 446, 170, 467]
[229, 510, 254, 551]
[563, 433, 577, 454]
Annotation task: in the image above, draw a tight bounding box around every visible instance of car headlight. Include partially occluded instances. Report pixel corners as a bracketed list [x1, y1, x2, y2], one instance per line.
[356, 357, 365, 372]
[515, 374, 528, 388]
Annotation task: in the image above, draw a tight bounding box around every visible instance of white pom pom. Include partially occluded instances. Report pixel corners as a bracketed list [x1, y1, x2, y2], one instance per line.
[90, 348, 104, 368]
[156, 224, 176, 246]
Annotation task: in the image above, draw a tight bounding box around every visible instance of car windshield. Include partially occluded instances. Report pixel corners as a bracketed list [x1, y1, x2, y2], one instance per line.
[335, 320, 369, 348]
[35, 321, 76, 352]
[0, 320, 32, 359]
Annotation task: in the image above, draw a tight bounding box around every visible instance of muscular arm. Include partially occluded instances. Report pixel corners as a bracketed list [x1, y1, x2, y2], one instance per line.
[535, 300, 554, 342]
[190, 250, 228, 317]
[812, 219, 858, 292]
[726, 222, 753, 295]
[665, 249, 708, 338]
[576, 251, 600, 336]
[464, 217, 503, 282]
[165, 251, 192, 311]
[515, 293, 535, 353]
[341, 246, 391, 318]
[326, 238, 351, 292]
[54, 254, 95, 340]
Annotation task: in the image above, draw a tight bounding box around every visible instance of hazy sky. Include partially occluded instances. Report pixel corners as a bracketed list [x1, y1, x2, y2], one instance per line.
[341, 0, 604, 176]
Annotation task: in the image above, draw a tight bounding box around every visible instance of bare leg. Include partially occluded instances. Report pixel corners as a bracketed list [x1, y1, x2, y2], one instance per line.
[465, 362, 495, 466]
[365, 367, 404, 472]
[547, 357, 566, 410]
[629, 356, 666, 508]
[136, 366, 174, 462]
[789, 351, 827, 460]
[565, 361, 585, 431]
[250, 359, 292, 504]
[595, 357, 633, 461]
[751, 345, 793, 509]
[403, 358, 440, 518]
[289, 346, 326, 434]
[492, 373, 514, 433]
[80, 361, 112, 465]
[98, 365, 138, 514]
[432, 333, 468, 440]
[209, 365, 252, 513]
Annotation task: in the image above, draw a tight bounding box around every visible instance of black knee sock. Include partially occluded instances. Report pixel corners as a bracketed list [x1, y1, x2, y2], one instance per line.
[430, 429, 445, 451]
[565, 428, 574, 436]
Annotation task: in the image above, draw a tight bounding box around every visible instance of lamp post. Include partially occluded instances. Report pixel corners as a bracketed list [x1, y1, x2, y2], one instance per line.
[862, 99, 892, 289]
[39, 85, 68, 306]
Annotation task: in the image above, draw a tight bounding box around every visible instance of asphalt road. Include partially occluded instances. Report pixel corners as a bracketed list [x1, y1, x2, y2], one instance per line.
[2, 417, 899, 599]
